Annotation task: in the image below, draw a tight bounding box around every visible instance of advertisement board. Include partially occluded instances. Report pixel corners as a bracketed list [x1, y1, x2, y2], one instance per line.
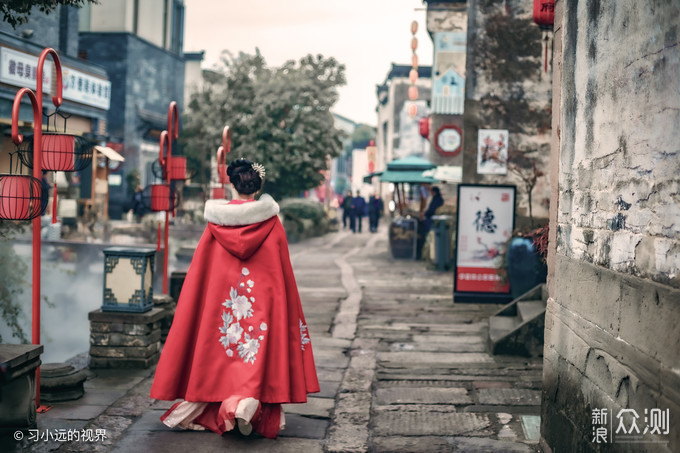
[454, 184, 516, 303]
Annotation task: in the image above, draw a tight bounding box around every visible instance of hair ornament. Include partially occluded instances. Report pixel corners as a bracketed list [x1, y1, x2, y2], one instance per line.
[252, 162, 266, 179]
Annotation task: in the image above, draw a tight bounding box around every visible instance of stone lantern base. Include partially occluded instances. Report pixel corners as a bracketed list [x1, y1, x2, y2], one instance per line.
[88, 308, 164, 369]
[0, 344, 43, 429]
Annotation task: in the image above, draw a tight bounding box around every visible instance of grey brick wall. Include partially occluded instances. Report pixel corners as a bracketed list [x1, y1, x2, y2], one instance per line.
[543, 2, 680, 452]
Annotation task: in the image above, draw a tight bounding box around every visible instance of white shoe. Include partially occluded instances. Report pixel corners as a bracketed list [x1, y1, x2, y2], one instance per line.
[237, 418, 252, 436]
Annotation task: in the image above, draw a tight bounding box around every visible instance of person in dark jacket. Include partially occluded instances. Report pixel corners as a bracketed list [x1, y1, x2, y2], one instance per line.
[367, 194, 384, 233]
[341, 190, 353, 229]
[350, 191, 366, 233]
[422, 186, 444, 234]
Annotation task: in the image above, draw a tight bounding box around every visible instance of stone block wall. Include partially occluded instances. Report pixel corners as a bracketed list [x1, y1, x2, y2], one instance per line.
[543, 1, 680, 452]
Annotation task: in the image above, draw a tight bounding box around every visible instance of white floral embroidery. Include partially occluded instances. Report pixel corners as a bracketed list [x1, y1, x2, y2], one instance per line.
[225, 322, 243, 344]
[238, 333, 260, 364]
[231, 294, 253, 320]
[219, 268, 266, 364]
[300, 319, 310, 351]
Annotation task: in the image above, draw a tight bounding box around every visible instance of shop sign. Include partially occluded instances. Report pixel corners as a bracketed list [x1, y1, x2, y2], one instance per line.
[0, 47, 52, 92]
[62, 66, 111, 110]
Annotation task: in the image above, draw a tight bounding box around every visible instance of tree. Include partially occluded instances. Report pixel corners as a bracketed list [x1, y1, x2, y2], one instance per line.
[1, 0, 98, 28]
[0, 222, 29, 343]
[181, 51, 346, 200]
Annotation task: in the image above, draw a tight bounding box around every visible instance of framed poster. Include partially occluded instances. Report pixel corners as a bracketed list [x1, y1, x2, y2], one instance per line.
[477, 129, 508, 175]
[454, 184, 516, 303]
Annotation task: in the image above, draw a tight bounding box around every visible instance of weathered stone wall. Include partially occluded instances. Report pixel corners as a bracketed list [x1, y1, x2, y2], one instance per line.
[464, 0, 552, 225]
[543, 1, 680, 452]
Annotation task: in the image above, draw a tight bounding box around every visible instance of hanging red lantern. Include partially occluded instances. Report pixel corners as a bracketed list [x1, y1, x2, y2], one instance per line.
[411, 54, 418, 69]
[409, 69, 418, 85]
[408, 103, 418, 118]
[419, 117, 430, 138]
[408, 85, 419, 101]
[150, 184, 171, 212]
[533, 0, 555, 29]
[211, 187, 226, 200]
[19, 133, 93, 172]
[168, 156, 187, 180]
[0, 175, 43, 220]
[411, 37, 418, 51]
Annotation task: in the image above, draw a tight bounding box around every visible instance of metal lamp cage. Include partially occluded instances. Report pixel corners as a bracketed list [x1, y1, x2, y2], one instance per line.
[0, 174, 45, 221]
[0, 150, 49, 221]
[151, 157, 197, 181]
[143, 184, 180, 212]
[16, 111, 94, 172]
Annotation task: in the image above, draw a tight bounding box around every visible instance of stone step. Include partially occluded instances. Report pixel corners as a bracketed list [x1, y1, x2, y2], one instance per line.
[489, 316, 520, 344]
[517, 300, 545, 323]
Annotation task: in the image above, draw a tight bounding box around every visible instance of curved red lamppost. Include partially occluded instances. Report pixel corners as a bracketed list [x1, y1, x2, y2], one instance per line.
[10, 47, 63, 410]
[213, 125, 231, 199]
[160, 102, 179, 295]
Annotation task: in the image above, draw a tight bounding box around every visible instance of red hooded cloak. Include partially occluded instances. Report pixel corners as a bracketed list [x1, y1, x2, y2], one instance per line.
[150, 194, 319, 438]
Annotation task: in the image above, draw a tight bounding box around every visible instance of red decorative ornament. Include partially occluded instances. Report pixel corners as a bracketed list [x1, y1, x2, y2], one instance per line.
[409, 69, 418, 85]
[533, 0, 555, 29]
[419, 117, 430, 139]
[211, 187, 226, 200]
[168, 156, 187, 180]
[411, 37, 418, 51]
[0, 175, 43, 220]
[151, 184, 171, 212]
[408, 85, 419, 101]
[408, 103, 418, 118]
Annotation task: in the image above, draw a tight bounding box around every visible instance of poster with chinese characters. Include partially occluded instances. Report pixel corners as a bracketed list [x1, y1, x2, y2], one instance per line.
[477, 129, 508, 175]
[0, 47, 52, 92]
[454, 184, 515, 302]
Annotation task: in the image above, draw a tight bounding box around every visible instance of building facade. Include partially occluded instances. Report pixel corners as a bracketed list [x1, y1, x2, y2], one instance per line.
[78, 0, 186, 218]
[0, 6, 111, 224]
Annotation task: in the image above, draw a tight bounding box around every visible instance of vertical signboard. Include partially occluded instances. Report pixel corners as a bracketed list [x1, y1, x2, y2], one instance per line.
[454, 184, 515, 303]
[477, 129, 509, 175]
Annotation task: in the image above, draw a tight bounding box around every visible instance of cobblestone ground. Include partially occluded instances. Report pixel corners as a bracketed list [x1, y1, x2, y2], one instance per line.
[3, 223, 543, 453]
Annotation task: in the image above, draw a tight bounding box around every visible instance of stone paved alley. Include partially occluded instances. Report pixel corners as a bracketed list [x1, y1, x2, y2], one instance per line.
[5, 224, 543, 453]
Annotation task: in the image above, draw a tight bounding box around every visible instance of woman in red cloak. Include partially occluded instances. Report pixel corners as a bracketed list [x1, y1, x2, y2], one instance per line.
[150, 159, 319, 439]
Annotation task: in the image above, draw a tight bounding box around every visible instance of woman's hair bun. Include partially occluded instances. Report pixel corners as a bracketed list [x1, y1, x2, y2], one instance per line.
[227, 158, 262, 195]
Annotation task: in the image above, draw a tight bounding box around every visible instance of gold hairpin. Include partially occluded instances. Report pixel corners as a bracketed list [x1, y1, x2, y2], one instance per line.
[252, 162, 266, 179]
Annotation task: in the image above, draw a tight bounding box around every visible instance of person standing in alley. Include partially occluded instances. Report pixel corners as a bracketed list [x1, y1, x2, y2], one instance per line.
[350, 190, 366, 233]
[422, 185, 444, 235]
[150, 158, 319, 439]
[367, 193, 384, 233]
[341, 190, 353, 229]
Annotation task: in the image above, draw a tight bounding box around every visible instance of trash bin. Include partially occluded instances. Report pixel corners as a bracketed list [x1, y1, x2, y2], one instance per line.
[389, 217, 418, 259]
[432, 215, 452, 270]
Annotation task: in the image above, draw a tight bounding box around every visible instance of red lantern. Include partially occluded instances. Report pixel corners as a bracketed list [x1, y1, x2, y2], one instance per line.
[408, 103, 418, 118]
[0, 175, 43, 220]
[21, 133, 93, 172]
[409, 69, 418, 85]
[411, 54, 418, 69]
[533, 0, 555, 29]
[419, 117, 430, 139]
[211, 187, 226, 200]
[408, 85, 419, 101]
[411, 37, 418, 51]
[168, 156, 187, 180]
[151, 184, 171, 212]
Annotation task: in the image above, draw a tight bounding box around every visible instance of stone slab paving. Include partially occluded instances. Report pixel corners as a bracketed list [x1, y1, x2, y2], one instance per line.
[4, 225, 547, 452]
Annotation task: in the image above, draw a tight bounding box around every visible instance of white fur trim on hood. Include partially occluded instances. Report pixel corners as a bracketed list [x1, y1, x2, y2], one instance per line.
[204, 194, 280, 226]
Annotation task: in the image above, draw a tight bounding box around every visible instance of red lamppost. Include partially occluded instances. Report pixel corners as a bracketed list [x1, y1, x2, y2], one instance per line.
[160, 102, 179, 295]
[212, 125, 231, 199]
[10, 47, 63, 410]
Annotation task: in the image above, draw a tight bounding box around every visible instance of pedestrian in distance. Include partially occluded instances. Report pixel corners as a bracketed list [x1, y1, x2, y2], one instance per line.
[350, 190, 366, 233]
[150, 158, 320, 439]
[367, 193, 384, 233]
[341, 190, 353, 229]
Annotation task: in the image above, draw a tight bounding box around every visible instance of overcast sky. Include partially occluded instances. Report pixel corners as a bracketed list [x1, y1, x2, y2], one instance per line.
[183, 0, 433, 126]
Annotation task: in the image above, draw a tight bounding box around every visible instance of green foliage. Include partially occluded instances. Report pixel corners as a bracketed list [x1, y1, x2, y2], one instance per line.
[350, 124, 376, 150]
[1, 0, 98, 28]
[279, 198, 329, 243]
[0, 222, 28, 343]
[181, 52, 346, 200]
[125, 168, 141, 194]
